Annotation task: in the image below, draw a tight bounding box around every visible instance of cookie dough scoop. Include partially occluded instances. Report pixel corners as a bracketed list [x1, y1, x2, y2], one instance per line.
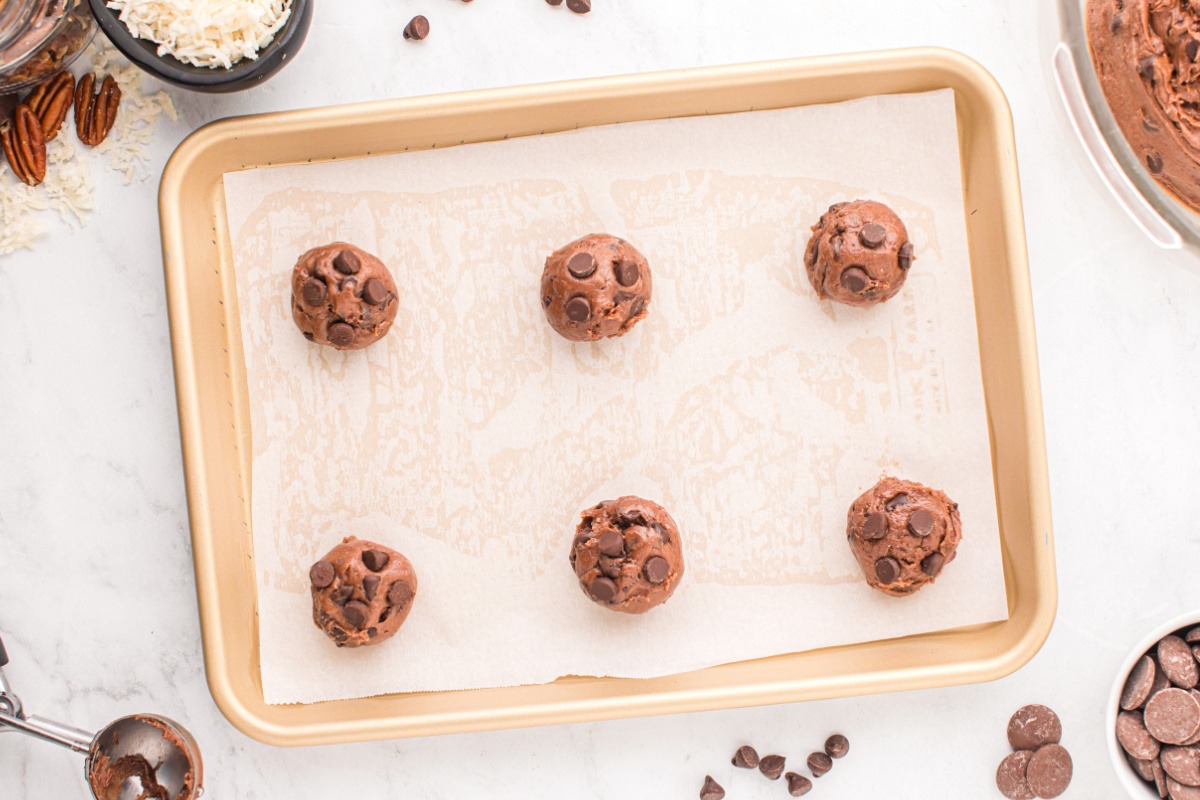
[0, 636, 203, 800]
[804, 200, 914, 307]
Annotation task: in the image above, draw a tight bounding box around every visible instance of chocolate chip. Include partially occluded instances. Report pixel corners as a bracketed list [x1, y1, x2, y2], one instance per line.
[630, 296, 647, 317]
[875, 557, 900, 584]
[1148, 153, 1165, 174]
[362, 278, 388, 306]
[907, 509, 935, 536]
[363, 575, 381, 601]
[387, 581, 414, 608]
[565, 296, 591, 322]
[1026, 744, 1072, 799]
[1117, 711, 1161, 761]
[589, 577, 617, 602]
[597, 532, 623, 558]
[567, 252, 596, 279]
[759, 754, 786, 780]
[1110, 13, 1122, 32]
[921, 552, 945, 577]
[565, 0, 590, 12]
[333, 585, 354, 605]
[644, 557, 670, 584]
[898, 242, 914, 270]
[343, 601, 369, 629]
[309, 561, 335, 588]
[825, 734, 849, 758]
[807, 752, 833, 778]
[732, 745, 759, 768]
[338, 278, 358, 293]
[543, 295, 552, 307]
[839, 266, 869, 292]
[996, 750, 1035, 800]
[615, 291, 638, 304]
[785, 773, 812, 797]
[546, 0, 563, 4]
[885, 493, 909, 511]
[699, 776, 724, 800]
[403, 15, 430, 40]
[362, 549, 390, 572]
[859, 223, 886, 248]
[1123, 655, 1158, 710]
[861, 512, 888, 540]
[1160, 636, 1199, 688]
[1146, 689, 1200, 744]
[1188, 40, 1199, 62]
[615, 260, 640, 286]
[378, 605, 392, 623]
[1008, 705, 1062, 751]
[302, 278, 327, 306]
[572, 531, 592, 551]
[303, 332, 315, 341]
[1139, 56, 1158, 81]
[328, 322, 355, 347]
[333, 250, 361, 275]
[367, 627, 378, 638]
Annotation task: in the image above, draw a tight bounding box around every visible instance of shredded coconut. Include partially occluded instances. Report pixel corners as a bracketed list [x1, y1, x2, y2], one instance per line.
[0, 41, 177, 257]
[106, 0, 293, 69]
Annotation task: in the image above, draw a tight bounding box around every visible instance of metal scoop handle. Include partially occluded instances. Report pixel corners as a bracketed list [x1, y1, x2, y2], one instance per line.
[0, 634, 94, 753]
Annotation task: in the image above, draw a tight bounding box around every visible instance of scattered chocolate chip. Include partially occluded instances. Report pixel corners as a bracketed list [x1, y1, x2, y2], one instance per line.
[387, 582, 414, 607]
[567, 252, 596, 279]
[1146, 689, 1200, 744]
[598, 531, 625, 557]
[907, 509, 935, 537]
[1160, 637, 1199, 688]
[885, 493, 909, 511]
[1124, 655, 1159, 710]
[328, 322, 355, 347]
[333, 250, 361, 275]
[302, 278, 327, 306]
[1026, 744, 1072, 799]
[825, 734, 849, 758]
[362, 549, 390, 572]
[1117, 711, 1161, 761]
[565, 0, 590, 12]
[785, 772, 813, 797]
[898, 242, 914, 270]
[874, 556, 900, 584]
[643, 557, 670, 584]
[839, 266, 869, 293]
[921, 552, 945, 577]
[1007, 705, 1063, 751]
[309, 561, 335, 588]
[589, 577, 617, 602]
[732, 745, 759, 769]
[996, 750, 1035, 800]
[616, 260, 640, 286]
[861, 512, 888, 540]
[759, 754, 786, 780]
[403, 15, 430, 40]
[343, 601, 369, 629]
[699, 776, 724, 800]
[1147, 153, 1165, 174]
[859, 223, 886, 248]
[362, 278, 388, 306]
[362, 575, 381, 601]
[807, 752, 833, 778]
[565, 296, 591, 322]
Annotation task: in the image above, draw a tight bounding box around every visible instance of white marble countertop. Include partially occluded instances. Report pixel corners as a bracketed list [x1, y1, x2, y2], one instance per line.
[2, 0, 1197, 796]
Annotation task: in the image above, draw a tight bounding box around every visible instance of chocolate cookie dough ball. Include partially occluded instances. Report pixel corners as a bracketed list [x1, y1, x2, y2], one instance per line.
[291, 242, 399, 350]
[569, 496, 683, 614]
[804, 200, 914, 308]
[845, 477, 961, 596]
[541, 234, 652, 341]
[309, 536, 418, 647]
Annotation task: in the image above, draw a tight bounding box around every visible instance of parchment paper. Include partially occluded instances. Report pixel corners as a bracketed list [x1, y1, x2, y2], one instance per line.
[222, 89, 1009, 705]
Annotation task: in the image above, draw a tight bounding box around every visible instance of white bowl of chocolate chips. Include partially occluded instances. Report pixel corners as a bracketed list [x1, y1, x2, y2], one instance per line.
[1110, 610, 1200, 799]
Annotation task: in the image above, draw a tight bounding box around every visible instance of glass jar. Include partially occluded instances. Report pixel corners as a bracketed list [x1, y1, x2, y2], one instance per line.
[0, 0, 96, 95]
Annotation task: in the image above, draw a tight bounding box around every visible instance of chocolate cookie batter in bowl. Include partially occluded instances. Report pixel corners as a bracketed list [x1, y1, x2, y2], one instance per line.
[1051, 0, 1200, 250]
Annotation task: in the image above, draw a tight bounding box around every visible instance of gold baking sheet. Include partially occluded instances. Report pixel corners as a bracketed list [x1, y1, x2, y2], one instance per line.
[159, 47, 1054, 746]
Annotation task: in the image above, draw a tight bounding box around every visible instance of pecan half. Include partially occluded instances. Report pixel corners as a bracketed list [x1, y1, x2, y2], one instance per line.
[25, 70, 75, 141]
[1, 104, 47, 186]
[74, 73, 120, 147]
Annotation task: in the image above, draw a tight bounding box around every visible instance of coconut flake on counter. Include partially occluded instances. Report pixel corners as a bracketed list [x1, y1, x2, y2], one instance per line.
[105, 0, 293, 69]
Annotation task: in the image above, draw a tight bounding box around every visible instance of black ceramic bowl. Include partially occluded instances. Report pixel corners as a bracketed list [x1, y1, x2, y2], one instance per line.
[86, 0, 312, 93]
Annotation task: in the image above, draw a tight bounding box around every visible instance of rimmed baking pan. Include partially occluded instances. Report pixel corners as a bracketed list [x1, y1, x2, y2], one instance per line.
[159, 46, 1054, 746]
